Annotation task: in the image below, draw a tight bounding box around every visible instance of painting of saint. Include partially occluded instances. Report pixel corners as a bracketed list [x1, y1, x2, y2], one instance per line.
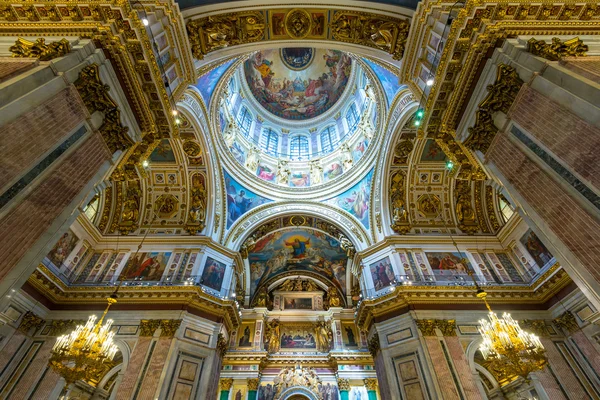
[324, 161, 343, 182]
[149, 139, 176, 163]
[350, 388, 367, 400]
[257, 163, 276, 182]
[230, 142, 246, 165]
[353, 138, 369, 163]
[520, 230, 554, 269]
[319, 383, 340, 400]
[122, 252, 170, 281]
[238, 323, 254, 347]
[257, 384, 275, 400]
[325, 170, 373, 229]
[290, 172, 310, 187]
[225, 170, 271, 228]
[46, 230, 79, 268]
[369, 257, 395, 291]
[200, 257, 226, 291]
[194, 58, 236, 106]
[343, 325, 358, 347]
[248, 228, 348, 298]
[420, 139, 447, 162]
[425, 252, 471, 279]
[244, 49, 352, 121]
[363, 59, 401, 106]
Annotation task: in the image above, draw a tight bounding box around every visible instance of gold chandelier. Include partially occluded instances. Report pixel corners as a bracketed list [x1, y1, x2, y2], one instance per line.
[49, 297, 119, 389]
[476, 290, 547, 381]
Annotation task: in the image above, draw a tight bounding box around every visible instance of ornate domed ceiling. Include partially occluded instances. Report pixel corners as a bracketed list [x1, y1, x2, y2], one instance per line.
[243, 48, 352, 121]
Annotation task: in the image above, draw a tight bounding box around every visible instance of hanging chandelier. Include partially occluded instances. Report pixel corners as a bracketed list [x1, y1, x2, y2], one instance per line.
[49, 297, 119, 389]
[476, 290, 547, 381]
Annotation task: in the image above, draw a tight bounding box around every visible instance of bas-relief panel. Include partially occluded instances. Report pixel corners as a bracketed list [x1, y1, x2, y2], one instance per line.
[200, 256, 226, 291]
[244, 49, 352, 120]
[224, 169, 272, 229]
[369, 256, 394, 292]
[519, 229, 554, 269]
[362, 59, 400, 106]
[324, 169, 373, 229]
[195, 58, 236, 107]
[46, 229, 79, 269]
[121, 252, 171, 281]
[248, 228, 347, 296]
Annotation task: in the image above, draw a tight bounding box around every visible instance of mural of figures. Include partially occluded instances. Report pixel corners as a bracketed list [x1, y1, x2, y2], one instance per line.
[425, 252, 472, 280]
[257, 384, 275, 400]
[257, 163, 277, 182]
[290, 171, 310, 187]
[363, 59, 401, 106]
[248, 228, 347, 297]
[121, 252, 171, 281]
[350, 387, 368, 400]
[244, 48, 352, 120]
[369, 257, 395, 291]
[224, 170, 272, 229]
[420, 139, 447, 162]
[283, 298, 313, 310]
[200, 257, 226, 291]
[280, 326, 317, 350]
[352, 137, 369, 163]
[195, 58, 236, 106]
[323, 161, 344, 182]
[46, 230, 79, 268]
[238, 322, 255, 347]
[149, 139, 176, 163]
[520, 229, 554, 268]
[318, 383, 340, 400]
[230, 142, 246, 165]
[325, 169, 373, 229]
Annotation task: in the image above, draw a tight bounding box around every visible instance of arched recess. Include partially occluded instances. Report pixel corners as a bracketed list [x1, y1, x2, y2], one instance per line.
[279, 386, 320, 400]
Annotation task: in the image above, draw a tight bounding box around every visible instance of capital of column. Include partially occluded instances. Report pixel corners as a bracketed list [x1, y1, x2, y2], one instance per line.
[247, 378, 260, 391]
[337, 378, 350, 391]
[553, 311, 579, 334]
[139, 319, 161, 337]
[220, 378, 233, 391]
[364, 378, 378, 391]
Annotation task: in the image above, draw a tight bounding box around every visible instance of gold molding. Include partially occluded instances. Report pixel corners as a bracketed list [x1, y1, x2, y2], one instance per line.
[9, 36, 69, 60]
[527, 36, 588, 61]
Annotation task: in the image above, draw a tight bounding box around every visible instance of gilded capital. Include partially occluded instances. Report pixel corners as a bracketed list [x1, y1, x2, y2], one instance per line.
[553, 311, 579, 334]
[139, 319, 161, 337]
[337, 378, 351, 391]
[364, 378, 378, 391]
[521, 319, 549, 337]
[220, 378, 234, 391]
[217, 333, 228, 357]
[160, 319, 182, 337]
[436, 319, 457, 336]
[368, 334, 380, 357]
[18, 311, 45, 334]
[247, 378, 260, 391]
[416, 319, 437, 336]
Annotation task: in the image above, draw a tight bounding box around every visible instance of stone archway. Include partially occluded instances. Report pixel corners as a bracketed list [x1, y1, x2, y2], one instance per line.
[279, 386, 319, 400]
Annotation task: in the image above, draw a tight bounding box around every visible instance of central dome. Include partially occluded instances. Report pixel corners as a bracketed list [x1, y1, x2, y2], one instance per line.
[244, 48, 352, 120]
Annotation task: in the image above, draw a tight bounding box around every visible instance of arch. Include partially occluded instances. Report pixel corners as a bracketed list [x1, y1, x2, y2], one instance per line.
[279, 386, 319, 400]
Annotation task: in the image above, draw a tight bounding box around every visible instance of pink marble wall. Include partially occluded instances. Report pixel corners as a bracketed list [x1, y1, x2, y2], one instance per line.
[374, 349, 391, 399]
[30, 368, 61, 398]
[115, 337, 151, 400]
[136, 338, 173, 399]
[533, 369, 567, 400]
[572, 331, 600, 374]
[445, 337, 483, 400]
[424, 337, 460, 400]
[0, 330, 26, 386]
[540, 338, 587, 397]
[9, 340, 54, 398]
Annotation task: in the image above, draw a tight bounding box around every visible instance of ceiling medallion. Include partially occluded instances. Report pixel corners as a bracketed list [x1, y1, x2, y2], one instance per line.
[182, 140, 202, 157]
[284, 9, 312, 39]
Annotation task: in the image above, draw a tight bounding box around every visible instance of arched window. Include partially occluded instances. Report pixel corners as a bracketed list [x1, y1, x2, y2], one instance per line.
[320, 126, 336, 154]
[346, 103, 359, 131]
[260, 128, 279, 156]
[226, 78, 235, 105]
[290, 135, 309, 160]
[237, 107, 252, 137]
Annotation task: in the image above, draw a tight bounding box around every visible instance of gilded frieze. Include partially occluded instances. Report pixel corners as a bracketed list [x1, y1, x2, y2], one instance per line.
[527, 36, 588, 61]
[9, 37, 70, 60]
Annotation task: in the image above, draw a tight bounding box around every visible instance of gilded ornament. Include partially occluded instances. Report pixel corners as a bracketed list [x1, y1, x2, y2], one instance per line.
[474, 183, 491, 234]
[10, 37, 70, 61]
[139, 319, 161, 337]
[390, 170, 410, 234]
[159, 319, 182, 337]
[393, 138, 414, 165]
[182, 140, 202, 157]
[220, 378, 234, 391]
[273, 364, 322, 398]
[98, 186, 112, 233]
[247, 378, 260, 391]
[485, 186, 501, 232]
[18, 311, 45, 334]
[337, 378, 351, 391]
[553, 311, 579, 333]
[48, 320, 86, 336]
[521, 319, 549, 337]
[527, 37, 588, 61]
[265, 319, 281, 353]
[436, 319, 457, 336]
[368, 334, 380, 357]
[327, 287, 342, 308]
[119, 181, 141, 235]
[185, 173, 206, 234]
[455, 180, 478, 235]
[155, 194, 179, 218]
[417, 194, 440, 217]
[364, 378, 378, 391]
[217, 333, 228, 357]
[285, 9, 312, 39]
[416, 319, 437, 337]
[315, 321, 333, 353]
[464, 64, 523, 154]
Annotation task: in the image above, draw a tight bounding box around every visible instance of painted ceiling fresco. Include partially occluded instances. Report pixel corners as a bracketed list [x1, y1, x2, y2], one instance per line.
[244, 48, 352, 120]
[195, 58, 236, 107]
[362, 59, 402, 106]
[324, 169, 373, 229]
[224, 169, 272, 229]
[248, 228, 347, 296]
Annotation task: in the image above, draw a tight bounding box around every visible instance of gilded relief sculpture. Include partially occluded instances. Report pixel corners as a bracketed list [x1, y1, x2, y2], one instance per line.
[119, 181, 141, 235]
[390, 170, 410, 234]
[527, 37, 588, 61]
[10, 37, 70, 61]
[185, 173, 207, 235]
[455, 180, 478, 235]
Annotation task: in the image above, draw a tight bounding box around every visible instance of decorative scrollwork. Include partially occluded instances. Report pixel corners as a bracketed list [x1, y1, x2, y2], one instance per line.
[139, 319, 161, 337]
[527, 37, 588, 61]
[18, 311, 45, 334]
[119, 180, 141, 235]
[553, 311, 579, 333]
[159, 319, 182, 337]
[185, 173, 207, 235]
[455, 180, 478, 235]
[9, 37, 70, 61]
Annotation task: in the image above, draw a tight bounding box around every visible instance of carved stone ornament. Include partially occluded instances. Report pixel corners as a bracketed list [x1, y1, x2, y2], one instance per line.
[217, 333, 228, 357]
[326, 287, 342, 308]
[18, 311, 45, 334]
[364, 378, 378, 391]
[220, 377, 234, 391]
[368, 334, 380, 357]
[455, 180, 478, 235]
[247, 378, 260, 391]
[182, 140, 202, 157]
[337, 378, 351, 391]
[521, 319, 549, 337]
[464, 64, 523, 154]
[390, 170, 410, 234]
[159, 319, 182, 337]
[10, 37, 70, 61]
[186, 12, 265, 59]
[139, 319, 161, 337]
[393, 137, 414, 165]
[553, 311, 579, 334]
[119, 180, 141, 235]
[416, 319, 437, 336]
[527, 37, 588, 61]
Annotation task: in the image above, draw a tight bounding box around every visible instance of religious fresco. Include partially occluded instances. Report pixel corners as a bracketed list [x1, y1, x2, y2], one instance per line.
[238, 322, 255, 348]
[257, 163, 277, 183]
[342, 323, 358, 348]
[224, 170, 272, 229]
[425, 252, 472, 280]
[352, 137, 369, 163]
[420, 139, 447, 162]
[369, 256, 395, 292]
[244, 48, 352, 120]
[121, 252, 171, 281]
[230, 141, 246, 165]
[149, 139, 176, 163]
[323, 160, 344, 182]
[257, 384, 276, 400]
[290, 171, 310, 187]
[280, 325, 316, 350]
[324, 169, 373, 229]
[283, 297, 313, 310]
[195, 58, 236, 107]
[520, 229, 554, 268]
[362, 59, 401, 105]
[350, 387, 368, 400]
[46, 229, 79, 268]
[248, 228, 347, 296]
[200, 256, 226, 291]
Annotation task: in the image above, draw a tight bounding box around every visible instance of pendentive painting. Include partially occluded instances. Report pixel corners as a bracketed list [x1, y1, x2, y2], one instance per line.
[149, 139, 176, 163]
[369, 257, 395, 292]
[46, 229, 79, 268]
[195, 58, 236, 106]
[122, 252, 171, 281]
[244, 48, 352, 120]
[363, 58, 401, 106]
[519, 229, 554, 268]
[200, 257, 226, 291]
[425, 252, 472, 279]
[420, 139, 447, 162]
[248, 228, 347, 298]
[325, 169, 373, 229]
[225, 169, 272, 229]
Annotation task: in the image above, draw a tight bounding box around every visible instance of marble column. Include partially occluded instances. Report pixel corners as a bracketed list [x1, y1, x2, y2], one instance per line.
[364, 378, 378, 400]
[337, 378, 350, 400]
[247, 378, 259, 400]
[219, 378, 233, 400]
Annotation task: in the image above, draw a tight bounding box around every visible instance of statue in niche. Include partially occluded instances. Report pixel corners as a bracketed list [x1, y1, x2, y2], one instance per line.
[222, 120, 237, 148]
[245, 146, 260, 172]
[315, 321, 333, 352]
[309, 159, 323, 185]
[276, 159, 290, 185]
[340, 142, 353, 170]
[327, 287, 342, 308]
[265, 319, 280, 353]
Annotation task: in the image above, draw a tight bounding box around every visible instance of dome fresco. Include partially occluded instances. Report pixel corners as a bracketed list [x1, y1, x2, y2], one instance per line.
[244, 48, 352, 120]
